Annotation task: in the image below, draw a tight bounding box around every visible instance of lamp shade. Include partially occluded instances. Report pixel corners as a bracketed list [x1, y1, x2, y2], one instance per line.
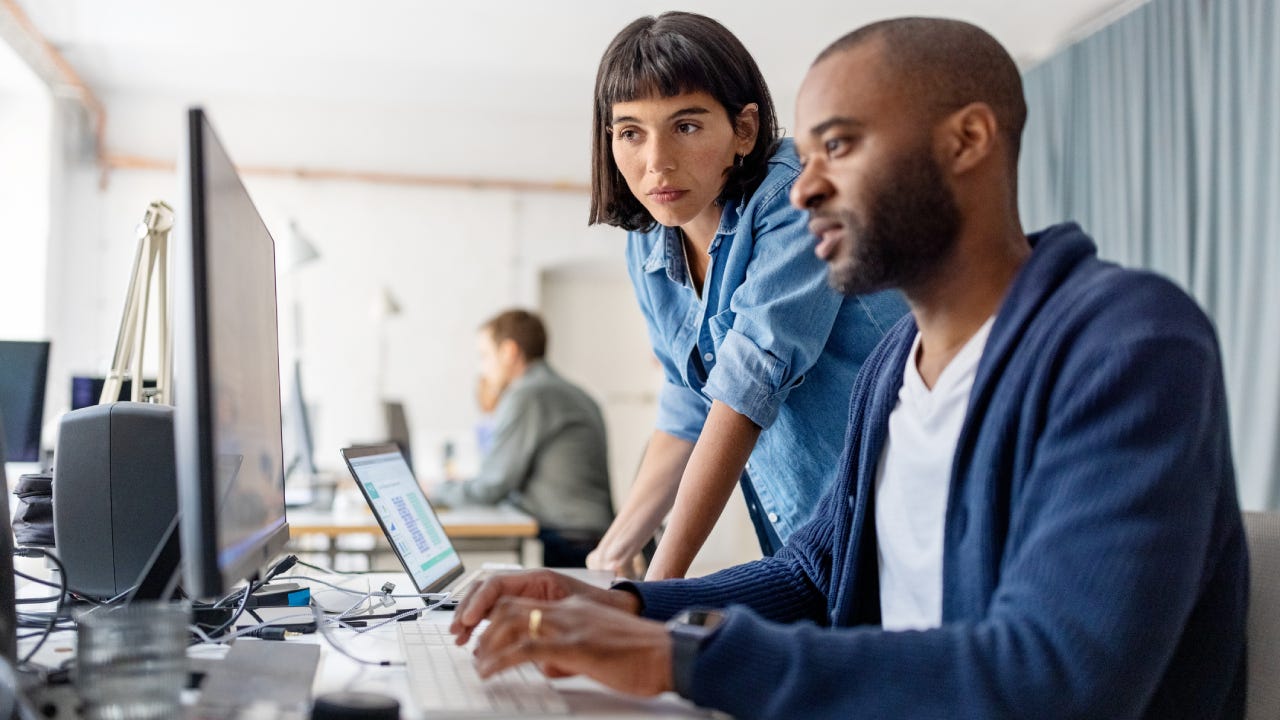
[283, 219, 320, 271]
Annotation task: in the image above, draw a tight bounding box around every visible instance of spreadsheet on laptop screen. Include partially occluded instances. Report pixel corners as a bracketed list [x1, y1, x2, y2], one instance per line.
[347, 450, 461, 589]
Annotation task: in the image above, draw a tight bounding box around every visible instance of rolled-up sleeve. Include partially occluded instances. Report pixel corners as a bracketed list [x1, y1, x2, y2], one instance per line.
[702, 183, 844, 429]
[654, 379, 708, 443]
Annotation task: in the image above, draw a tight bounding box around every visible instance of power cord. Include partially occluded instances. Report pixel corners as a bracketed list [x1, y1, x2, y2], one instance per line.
[308, 601, 403, 668]
[10, 549, 66, 668]
[198, 555, 300, 641]
[11, 569, 134, 609]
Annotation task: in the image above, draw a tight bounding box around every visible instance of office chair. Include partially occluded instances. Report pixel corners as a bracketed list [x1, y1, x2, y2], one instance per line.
[1244, 511, 1280, 720]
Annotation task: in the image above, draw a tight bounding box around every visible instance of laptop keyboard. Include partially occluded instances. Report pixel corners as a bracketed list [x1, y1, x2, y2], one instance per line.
[447, 568, 503, 605]
[398, 621, 569, 716]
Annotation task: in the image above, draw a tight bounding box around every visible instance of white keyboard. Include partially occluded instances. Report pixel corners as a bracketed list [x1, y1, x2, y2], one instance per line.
[398, 621, 569, 716]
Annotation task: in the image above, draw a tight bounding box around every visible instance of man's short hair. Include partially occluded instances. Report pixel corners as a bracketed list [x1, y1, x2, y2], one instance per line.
[481, 309, 547, 361]
[817, 17, 1028, 165]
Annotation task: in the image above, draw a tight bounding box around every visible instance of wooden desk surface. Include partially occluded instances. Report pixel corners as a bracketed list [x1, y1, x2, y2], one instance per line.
[287, 503, 539, 540]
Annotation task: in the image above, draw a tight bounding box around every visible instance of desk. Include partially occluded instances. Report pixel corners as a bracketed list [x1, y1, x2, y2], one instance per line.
[304, 570, 708, 719]
[14, 568, 709, 719]
[287, 503, 543, 569]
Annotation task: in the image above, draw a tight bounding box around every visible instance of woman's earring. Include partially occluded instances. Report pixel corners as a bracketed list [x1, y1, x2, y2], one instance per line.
[733, 154, 744, 170]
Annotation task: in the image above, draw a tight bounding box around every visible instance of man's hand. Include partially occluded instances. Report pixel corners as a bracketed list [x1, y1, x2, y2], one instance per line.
[449, 569, 639, 645]
[472, 595, 674, 696]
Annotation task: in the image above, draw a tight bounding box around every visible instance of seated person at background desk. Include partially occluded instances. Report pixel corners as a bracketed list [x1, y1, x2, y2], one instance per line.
[448, 18, 1248, 719]
[432, 309, 614, 568]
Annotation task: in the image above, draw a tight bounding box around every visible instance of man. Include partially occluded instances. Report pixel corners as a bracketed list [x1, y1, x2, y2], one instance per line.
[449, 19, 1248, 718]
[431, 309, 614, 568]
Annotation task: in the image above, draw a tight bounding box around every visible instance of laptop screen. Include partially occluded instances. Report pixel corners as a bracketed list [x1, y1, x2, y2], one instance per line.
[342, 445, 464, 594]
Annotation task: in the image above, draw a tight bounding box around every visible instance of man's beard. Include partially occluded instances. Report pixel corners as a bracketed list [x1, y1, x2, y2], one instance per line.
[826, 147, 962, 296]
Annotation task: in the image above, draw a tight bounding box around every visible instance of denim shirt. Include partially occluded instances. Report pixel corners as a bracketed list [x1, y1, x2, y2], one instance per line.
[624, 138, 908, 541]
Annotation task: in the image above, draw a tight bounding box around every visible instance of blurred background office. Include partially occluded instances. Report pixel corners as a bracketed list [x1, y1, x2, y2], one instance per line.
[1, 0, 1276, 577]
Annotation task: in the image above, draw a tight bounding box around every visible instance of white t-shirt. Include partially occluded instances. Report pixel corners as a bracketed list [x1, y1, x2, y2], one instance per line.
[875, 317, 994, 631]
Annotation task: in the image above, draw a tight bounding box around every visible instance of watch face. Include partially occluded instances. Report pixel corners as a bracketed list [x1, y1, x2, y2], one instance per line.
[674, 608, 726, 630]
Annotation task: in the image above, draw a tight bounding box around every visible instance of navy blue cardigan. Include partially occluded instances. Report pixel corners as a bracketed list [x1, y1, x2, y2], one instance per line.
[634, 223, 1248, 719]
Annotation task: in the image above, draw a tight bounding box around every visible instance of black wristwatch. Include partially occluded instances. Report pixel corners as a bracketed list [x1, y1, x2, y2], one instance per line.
[666, 609, 726, 699]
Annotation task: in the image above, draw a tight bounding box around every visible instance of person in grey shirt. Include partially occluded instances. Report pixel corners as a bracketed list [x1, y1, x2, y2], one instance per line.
[432, 309, 614, 567]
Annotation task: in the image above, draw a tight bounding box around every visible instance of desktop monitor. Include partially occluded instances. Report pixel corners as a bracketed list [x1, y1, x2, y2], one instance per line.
[382, 400, 413, 472]
[173, 107, 290, 600]
[0, 411, 16, 663]
[69, 375, 158, 410]
[283, 360, 316, 480]
[0, 340, 50, 462]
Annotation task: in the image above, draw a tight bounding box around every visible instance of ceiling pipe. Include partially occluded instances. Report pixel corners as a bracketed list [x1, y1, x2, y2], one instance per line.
[1, 2, 588, 195]
[105, 152, 589, 195]
[0, 0, 108, 183]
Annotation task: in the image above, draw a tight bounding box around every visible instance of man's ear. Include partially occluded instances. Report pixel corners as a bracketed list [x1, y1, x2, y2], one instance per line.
[734, 103, 760, 154]
[498, 338, 523, 365]
[939, 102, 998, 175]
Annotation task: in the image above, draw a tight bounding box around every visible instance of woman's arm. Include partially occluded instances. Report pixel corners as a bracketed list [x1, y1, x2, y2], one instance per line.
[587, 429, 695, 575]
[643, 401, 760, 580]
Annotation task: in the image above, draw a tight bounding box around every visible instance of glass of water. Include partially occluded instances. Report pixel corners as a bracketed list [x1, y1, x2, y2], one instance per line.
[75, 602, 189, 720]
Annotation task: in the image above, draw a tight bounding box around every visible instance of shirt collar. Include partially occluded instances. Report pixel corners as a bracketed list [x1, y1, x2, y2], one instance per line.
[641, 202, 741, 281]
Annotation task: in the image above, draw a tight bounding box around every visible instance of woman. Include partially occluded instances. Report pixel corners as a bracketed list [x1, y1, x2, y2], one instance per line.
[587, 12, 907, 579]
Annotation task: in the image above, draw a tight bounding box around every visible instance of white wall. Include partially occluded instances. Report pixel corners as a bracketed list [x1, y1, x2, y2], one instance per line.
[0, 40, 55, 474]
[0, 88, 52, 340]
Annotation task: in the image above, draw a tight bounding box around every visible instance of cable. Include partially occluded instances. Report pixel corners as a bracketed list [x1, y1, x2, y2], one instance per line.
[309, 602, 403, 668]
[13, 595, 61, 605]
[201, 555, 300, 640]
[295, 559, 372, 575]
[274, 573, 448, 601]
[12, 569, 103, 607]
[15, 549, 66, 668]
[187, 610, 319, 646]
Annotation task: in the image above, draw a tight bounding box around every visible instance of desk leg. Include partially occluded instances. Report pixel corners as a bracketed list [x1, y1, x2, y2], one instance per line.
[521, 537, 543, 569]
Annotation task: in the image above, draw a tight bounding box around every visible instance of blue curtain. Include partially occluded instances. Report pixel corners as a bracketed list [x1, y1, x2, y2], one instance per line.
[1019, 0, 1280, 509]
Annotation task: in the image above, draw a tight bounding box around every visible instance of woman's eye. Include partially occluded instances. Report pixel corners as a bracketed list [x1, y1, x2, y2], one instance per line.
[676, 122, 699, 135]
[614, 128, 640, 142]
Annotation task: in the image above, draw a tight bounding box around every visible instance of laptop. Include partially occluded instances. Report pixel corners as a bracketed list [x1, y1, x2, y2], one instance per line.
[342, 444, 572, 715]
[341, 443, 493, 608]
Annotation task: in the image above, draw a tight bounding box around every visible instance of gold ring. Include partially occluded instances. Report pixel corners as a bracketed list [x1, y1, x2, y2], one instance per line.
[528, 608, 542, 639]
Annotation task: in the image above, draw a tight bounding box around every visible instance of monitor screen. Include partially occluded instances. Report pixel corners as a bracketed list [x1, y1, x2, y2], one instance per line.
[382, 400, 413, 471]
[0, 410, 16, 663]
[0, 340, 50, 463]
[343, 445, 462, 592]
[69, 376, 158, 410]
[174, 107, 290, 599]
[283, 360, 316, 479]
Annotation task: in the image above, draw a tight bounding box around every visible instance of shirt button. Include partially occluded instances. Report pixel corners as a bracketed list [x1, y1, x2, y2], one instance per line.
[767, 512, 779, 523]
[703, 352, 714, 362]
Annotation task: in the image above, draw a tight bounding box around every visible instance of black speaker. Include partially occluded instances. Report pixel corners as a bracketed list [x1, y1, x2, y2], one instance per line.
[54, 402, 177, 599]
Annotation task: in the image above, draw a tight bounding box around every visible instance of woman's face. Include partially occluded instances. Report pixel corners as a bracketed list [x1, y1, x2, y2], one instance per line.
[610, 90, 757, 230]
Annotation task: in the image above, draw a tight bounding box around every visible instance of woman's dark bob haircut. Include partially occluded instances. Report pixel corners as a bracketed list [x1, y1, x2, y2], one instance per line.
[588, 12, 780, 231]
